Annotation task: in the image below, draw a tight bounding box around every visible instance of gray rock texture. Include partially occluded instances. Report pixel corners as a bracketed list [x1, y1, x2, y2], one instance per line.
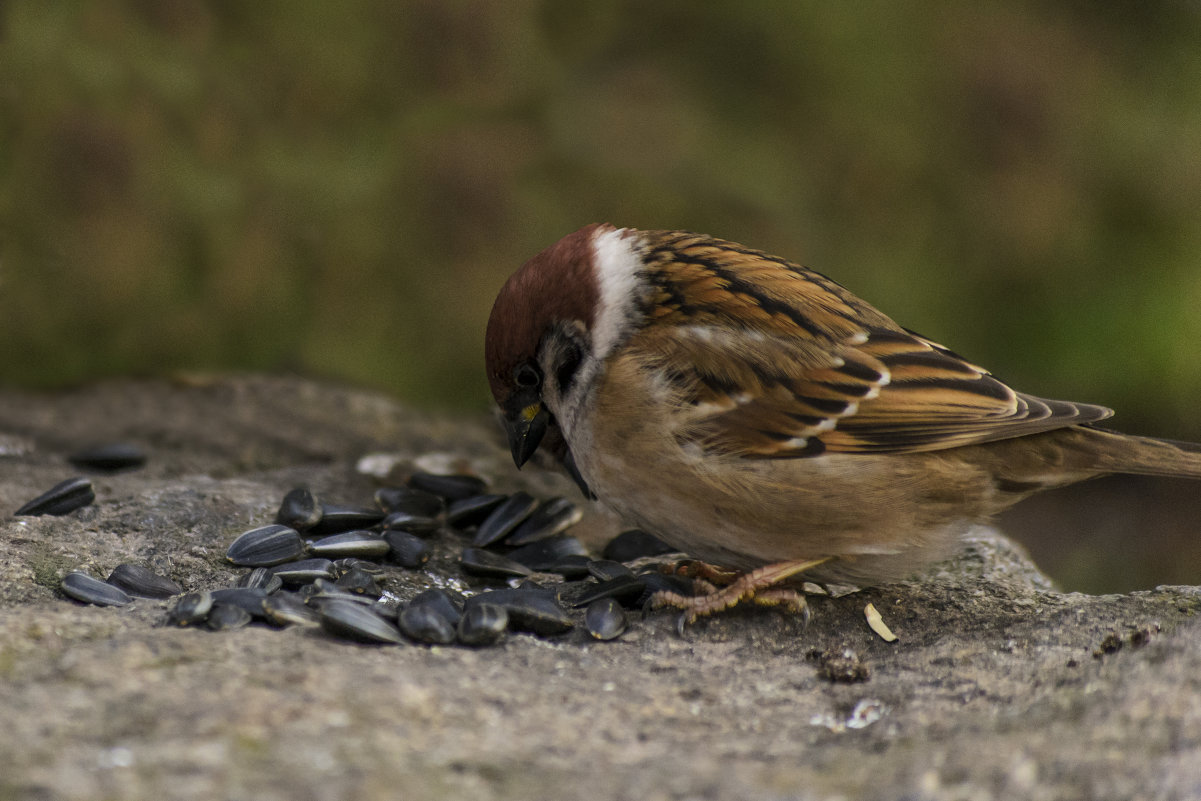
[1, 376, 1199, 801]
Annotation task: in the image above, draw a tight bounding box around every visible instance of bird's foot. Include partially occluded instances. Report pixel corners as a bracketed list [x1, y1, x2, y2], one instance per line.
[649, 557, 829, 633]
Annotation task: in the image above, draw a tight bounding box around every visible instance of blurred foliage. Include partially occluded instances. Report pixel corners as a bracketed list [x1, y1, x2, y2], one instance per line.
[3, 0, 1201, 439]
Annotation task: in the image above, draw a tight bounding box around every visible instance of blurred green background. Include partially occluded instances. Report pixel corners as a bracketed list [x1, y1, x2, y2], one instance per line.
[3, 2, 1201, 591]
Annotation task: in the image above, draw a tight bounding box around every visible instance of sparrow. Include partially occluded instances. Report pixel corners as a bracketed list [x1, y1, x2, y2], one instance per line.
[485, 224, 1201, 622]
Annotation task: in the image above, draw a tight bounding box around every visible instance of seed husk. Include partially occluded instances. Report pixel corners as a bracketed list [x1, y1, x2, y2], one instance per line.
[584, 597, 627, 641]
[564, 575, 646, 608]
[276, 488, 322, 531]
[602, 529, 676, 562]
[407, 472, 487, 501]
[15, 477, 95, 517]
[307, 530, 391, 559]
[473, 491, 538, 547]
[206, 602, 252, 631]
[67, 443, 146, 472]
[106, 563, 182, 599]
[543, 554, 593, 579]
[505, 497, 583, 545]
[445, 494, 506, 528]
[459, 547, 534, 579]
[308, 505, 385, 536]
[398, 603, 457, 645]
[226, 525, 305, 567]
[61, 571, 132, 607]
[457, 602, 508, 646]
[236, 567, 283, 594]
[319, 599, 404, 645]
[167, 591, 214, 626]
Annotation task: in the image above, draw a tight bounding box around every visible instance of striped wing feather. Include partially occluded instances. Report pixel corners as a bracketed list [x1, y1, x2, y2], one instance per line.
[632, 231, 1113, 458]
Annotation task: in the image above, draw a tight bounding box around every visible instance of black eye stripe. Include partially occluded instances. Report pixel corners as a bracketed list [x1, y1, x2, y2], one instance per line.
[555, 341, 584, 394]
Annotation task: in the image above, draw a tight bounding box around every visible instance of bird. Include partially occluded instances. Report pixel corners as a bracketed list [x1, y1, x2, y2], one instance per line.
[484, 224, 1201, 622]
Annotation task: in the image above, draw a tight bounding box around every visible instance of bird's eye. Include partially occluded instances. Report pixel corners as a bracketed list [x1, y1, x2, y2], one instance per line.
[514, 362, 541, 388]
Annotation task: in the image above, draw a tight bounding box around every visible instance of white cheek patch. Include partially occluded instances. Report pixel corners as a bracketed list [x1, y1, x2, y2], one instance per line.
[590, 227, 645, 363]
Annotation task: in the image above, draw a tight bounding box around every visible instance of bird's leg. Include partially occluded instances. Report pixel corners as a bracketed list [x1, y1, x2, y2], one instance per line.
[649, 557, 829, 628]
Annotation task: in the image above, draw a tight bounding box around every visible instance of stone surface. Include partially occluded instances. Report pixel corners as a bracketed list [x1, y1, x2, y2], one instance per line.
[0, 376, 1199, 801]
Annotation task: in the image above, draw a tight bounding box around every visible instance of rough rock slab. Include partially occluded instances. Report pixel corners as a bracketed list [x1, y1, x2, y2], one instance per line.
[0, 376, 1198, 801]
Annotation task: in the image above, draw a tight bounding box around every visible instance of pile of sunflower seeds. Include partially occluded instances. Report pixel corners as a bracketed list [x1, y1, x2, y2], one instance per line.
[34, 453, 688, 648]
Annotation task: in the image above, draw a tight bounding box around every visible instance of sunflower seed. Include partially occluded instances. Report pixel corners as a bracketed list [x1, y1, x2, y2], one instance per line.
[473, 492, 538, 547]
[408, 588, 464, 627]
[105, 563, 181, 599]
[384, 529, 430, 568]
[15, 477, 94, 516]
[457, 602, 508, 646]
[381, 510, 440, 536]
[445, 493, 506, 528]
[334, 566, 380, 595]
[167, 591, 213, 626]
[398, 603, 456, 645]
[276, 488, 322, 531]
[67, 443, 146, 472]
[564, 575, 645, 608]
[602, 529, 677, 562]
[587, 559, 634, 582]
[235, 567, 283, 594]
[262, 592, 320, 627]
[505, 497, 583, 545]
[319, 599, 404, 645]
[459, 547, 533, 579]
[308, 504, 385, 536]
[226, 525, 305, 567]
[543, 554, 593, 579]
[307, 530, 390, 559]
[375, 487, 444, 517]
[210, 587, 269, 618]
[584, 597, 627, 640]
[507, 536, 590, 571]
[270, 558, 335, 585]
[465, 588, 573, 636]
[407, 472, 487, 501]
[61, 571, 132, 606]
[206, 602, 252, 631]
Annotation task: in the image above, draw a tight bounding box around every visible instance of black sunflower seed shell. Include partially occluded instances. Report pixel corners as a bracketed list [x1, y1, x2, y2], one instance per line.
[472, 491, 538, 547]
[459, 547, 533, 579]
[167, 591, 214, 626]
[602, 529, 677, 563]
[307, 504, 385, 536]
[105, 563, 182, 599]
[445, 493, 506, 529]
[381, 510, 440, 536]
[564, 575, 646, 608]
[584, 597, 627, 641]
[276, 488, 322, 531]
[408, 588, 464, 627]
[407, 472, 488, 501]
[375, 487, 444, 517]
[15, 477, 95, 516]
[307, 530, 391, 559]
[261, 592, 320, 627]
[506, 536, 590, 572]
[464, 588, 573, 636]
[587, 559, 634, 582]
[505, 497, 583, 546]
[457, 602, 508, 646]
[384, 529, 430, 569]
[398, 603, 457, 645]
[206, 602, 253, 631]
[67, 443, 146, 472]
[226, 525, 305, 567]
[319, 599, 404, 645]
[269, 558, 335, 585]
[236, 567, 283, 594]
[210, 587, 270, 618]
[61, 571, 132, 607]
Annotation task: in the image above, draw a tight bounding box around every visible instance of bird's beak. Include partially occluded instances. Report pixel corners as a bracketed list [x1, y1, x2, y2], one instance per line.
[502, 388, 549, 468]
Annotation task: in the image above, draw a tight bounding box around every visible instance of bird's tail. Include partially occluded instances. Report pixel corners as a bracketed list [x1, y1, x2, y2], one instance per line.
[1072, 426, 1201, 480]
